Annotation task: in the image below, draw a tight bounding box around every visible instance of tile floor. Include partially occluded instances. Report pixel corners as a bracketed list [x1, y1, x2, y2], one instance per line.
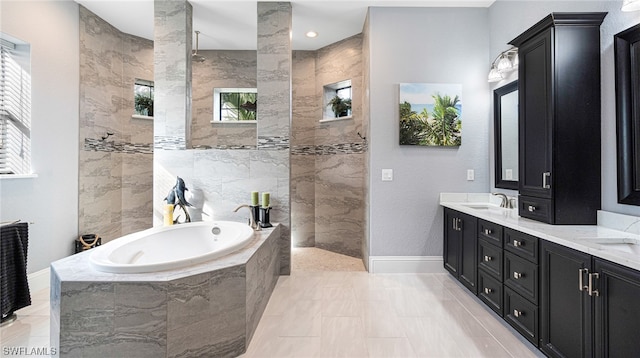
[1, 248, 543, 357]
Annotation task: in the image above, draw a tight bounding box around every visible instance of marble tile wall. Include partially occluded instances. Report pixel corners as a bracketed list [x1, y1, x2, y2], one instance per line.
[191, 50, 257, 148]
[362, 12, 371, 270]
[290, 33, 366, 259]
[79, 6, 153, 243]
[257, 2, 292, 275]
[50, 226, 281, 357]
[153, 0, 192, 147]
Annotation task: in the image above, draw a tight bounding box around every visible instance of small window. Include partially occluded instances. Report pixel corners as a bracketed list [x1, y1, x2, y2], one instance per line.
[0, 35, 31, 175]
[134, 79, 154, 117]
[322, 79, 352, 121]
[212, 88, 257, 122]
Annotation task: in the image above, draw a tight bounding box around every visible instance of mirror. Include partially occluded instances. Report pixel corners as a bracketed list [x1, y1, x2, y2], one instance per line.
[615, 23, 640, 205]
[494, 80, 518, 190]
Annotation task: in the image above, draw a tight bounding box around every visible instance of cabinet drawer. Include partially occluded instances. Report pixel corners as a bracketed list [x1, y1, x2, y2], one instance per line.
[504, 228, 539, 263]
[519, 195, 553, 224]
[504, 286, 538, 346]
[504, 251, 538, 305]
[478, 219, 502, 247]
[478, 238, 503, 281]
[478, 270, 503, 316]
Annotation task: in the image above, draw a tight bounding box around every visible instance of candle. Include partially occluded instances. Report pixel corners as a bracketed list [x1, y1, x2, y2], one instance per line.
[163, 204, 174, 226]
[262, 192, 270, 208]
[251, 191, 259, 206]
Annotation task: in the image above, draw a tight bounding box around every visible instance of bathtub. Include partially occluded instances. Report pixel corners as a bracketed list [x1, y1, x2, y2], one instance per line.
[90, 221, 254, 273]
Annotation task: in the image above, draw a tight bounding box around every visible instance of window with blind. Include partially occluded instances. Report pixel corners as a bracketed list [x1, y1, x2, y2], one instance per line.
[0, 35, 31, 175]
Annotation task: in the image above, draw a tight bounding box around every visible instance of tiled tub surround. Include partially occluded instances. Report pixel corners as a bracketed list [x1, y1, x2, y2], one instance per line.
[50, 225, 281, 357]
[440, 193, 640, 271]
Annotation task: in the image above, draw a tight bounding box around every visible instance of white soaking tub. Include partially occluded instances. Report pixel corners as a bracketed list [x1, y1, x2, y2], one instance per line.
[90, 221, 254, 273]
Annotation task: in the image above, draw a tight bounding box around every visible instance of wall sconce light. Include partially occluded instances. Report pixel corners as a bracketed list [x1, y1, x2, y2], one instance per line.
[622, 0, 640, 11]
[488, 47, 518, 82]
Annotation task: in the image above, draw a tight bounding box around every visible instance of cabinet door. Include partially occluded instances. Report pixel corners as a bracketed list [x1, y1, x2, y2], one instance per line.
[593, 258, 640, 358]
[458, 212, 478, 294]
[443, 208, 460, 276]
[540, 241, 592, 358]
[518, 27, 553, 199]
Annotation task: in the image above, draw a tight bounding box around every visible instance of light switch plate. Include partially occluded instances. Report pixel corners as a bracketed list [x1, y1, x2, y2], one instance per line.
[382, 169, 393, 181]
[505, 169, 513, 180]
[467, 169, 474, 181]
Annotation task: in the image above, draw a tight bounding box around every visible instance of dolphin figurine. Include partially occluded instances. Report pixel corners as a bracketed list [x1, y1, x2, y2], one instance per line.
[174, 177, 192, 207]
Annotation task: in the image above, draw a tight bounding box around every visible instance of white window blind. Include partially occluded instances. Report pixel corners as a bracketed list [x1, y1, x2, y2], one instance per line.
[0, 37, 31, 175]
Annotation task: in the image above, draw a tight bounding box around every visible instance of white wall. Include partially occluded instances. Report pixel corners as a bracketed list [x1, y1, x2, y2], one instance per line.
[0, 1, 80, 273]
[488, 1, 640, 216]
[367, 7, 490, 256]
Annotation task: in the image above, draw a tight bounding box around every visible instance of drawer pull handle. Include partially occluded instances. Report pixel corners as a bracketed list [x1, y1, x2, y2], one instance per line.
[513, 272, 523, 279]
[513, 240, 522, 247]
[484, 228, 492, 235]
[484, 287, 493, 294]
[513, 309, 523, 318]
[528, 205, 536, 212]
[543, 172, 551, 189]
[588, 273, 599, 297]
[484, 255, 492, 262]
[579, 268, 589, 291]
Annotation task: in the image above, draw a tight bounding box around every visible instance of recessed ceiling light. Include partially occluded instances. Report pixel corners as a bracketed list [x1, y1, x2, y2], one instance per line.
[306, 31, 318, 38]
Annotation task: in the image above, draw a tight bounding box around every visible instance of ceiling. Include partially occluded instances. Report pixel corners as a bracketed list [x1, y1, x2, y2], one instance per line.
[75, 0, 494, 51]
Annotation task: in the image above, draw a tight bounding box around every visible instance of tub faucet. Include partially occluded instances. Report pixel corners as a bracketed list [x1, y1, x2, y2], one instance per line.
[492, 192, 515, 209]
[233, 204, 261, 231]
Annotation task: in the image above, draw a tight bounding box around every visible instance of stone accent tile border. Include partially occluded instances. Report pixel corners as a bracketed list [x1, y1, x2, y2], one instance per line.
[84, 138, 153, 154]
[193, 145, 257, 150]
[258, 136, 290, 150]
[291, 142, 368, 156]
[154, 136, 187, 150]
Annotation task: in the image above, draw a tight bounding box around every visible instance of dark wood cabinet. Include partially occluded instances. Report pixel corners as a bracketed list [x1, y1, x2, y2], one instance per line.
[593, 258, 640, 358]
[510, 13, 606, 225]
[540, 241, 593, 358]
[540, 242, 640, 358]
[443, 208, 478, 293]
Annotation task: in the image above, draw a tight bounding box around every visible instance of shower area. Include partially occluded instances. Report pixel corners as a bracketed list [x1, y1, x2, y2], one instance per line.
[77, 2, 369, 271]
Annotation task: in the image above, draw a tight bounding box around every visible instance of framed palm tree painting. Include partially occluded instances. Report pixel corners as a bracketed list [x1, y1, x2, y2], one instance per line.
[399, 83, 462, 146]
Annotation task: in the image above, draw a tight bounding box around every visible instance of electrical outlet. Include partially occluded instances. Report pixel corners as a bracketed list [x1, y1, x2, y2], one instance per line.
[382, 169, 393, 181]
[505, 169, 513, 180]
[467, 169, 475, 181]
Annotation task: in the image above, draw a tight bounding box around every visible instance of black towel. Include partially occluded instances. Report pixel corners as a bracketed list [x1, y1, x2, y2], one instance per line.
[1, 222, 31, 321]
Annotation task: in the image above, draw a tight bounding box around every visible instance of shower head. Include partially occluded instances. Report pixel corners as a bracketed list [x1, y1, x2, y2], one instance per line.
[192, 30, 205, 63]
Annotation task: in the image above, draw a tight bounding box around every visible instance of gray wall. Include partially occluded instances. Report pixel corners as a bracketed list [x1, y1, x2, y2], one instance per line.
[367, 7, 490, 257]
[488, 0, 640, 218]
[79, 6, 154, 242]
[0, 1, 80, 273]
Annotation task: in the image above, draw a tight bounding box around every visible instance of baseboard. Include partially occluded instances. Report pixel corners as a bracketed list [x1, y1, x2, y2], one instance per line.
[28, 267, 50, 292]
[368, 256, 446, 274]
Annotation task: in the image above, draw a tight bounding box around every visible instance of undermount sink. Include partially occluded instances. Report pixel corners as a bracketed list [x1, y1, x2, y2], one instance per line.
[576, 238, 640, 255]
[460, 203, 503, 210]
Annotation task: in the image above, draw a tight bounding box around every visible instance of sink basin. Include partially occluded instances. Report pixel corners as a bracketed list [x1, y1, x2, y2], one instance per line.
[576, 238, 640, 255]
[459, 203, 504, 211]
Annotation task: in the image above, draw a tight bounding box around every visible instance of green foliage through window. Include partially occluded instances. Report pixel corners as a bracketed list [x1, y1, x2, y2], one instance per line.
[220, 92, 257, 121]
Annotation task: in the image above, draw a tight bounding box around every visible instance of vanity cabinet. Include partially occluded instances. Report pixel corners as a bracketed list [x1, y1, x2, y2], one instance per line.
[443, 208, 478, 293]
[509, 13, 606, 225]
[477, 219, 504, 315]
[540, 241, 640, 358]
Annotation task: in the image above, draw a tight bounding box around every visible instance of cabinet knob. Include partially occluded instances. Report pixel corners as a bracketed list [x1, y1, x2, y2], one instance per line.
[513, 240, 522, 247]
[513, 309, 523, 318]
[484, 255, 493, 262]
[484, 228, 492, 235]
[528, 205, 536, 212]
[484, 287, 493, 294]
[513, 271, 523, 279]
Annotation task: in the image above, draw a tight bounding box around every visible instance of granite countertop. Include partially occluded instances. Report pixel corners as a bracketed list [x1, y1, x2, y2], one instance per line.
[51, 224, 279, 283]
[440, 193, 640, 272]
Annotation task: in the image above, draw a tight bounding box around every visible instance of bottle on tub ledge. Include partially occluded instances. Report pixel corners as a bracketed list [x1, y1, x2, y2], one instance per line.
[259, 192, 272, 228]
[250, 191, 260, 226]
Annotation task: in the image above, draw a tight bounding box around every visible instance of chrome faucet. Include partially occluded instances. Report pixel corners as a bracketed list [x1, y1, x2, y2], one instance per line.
[233, 204, 261, 231]
[492, 192, 515, 209]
